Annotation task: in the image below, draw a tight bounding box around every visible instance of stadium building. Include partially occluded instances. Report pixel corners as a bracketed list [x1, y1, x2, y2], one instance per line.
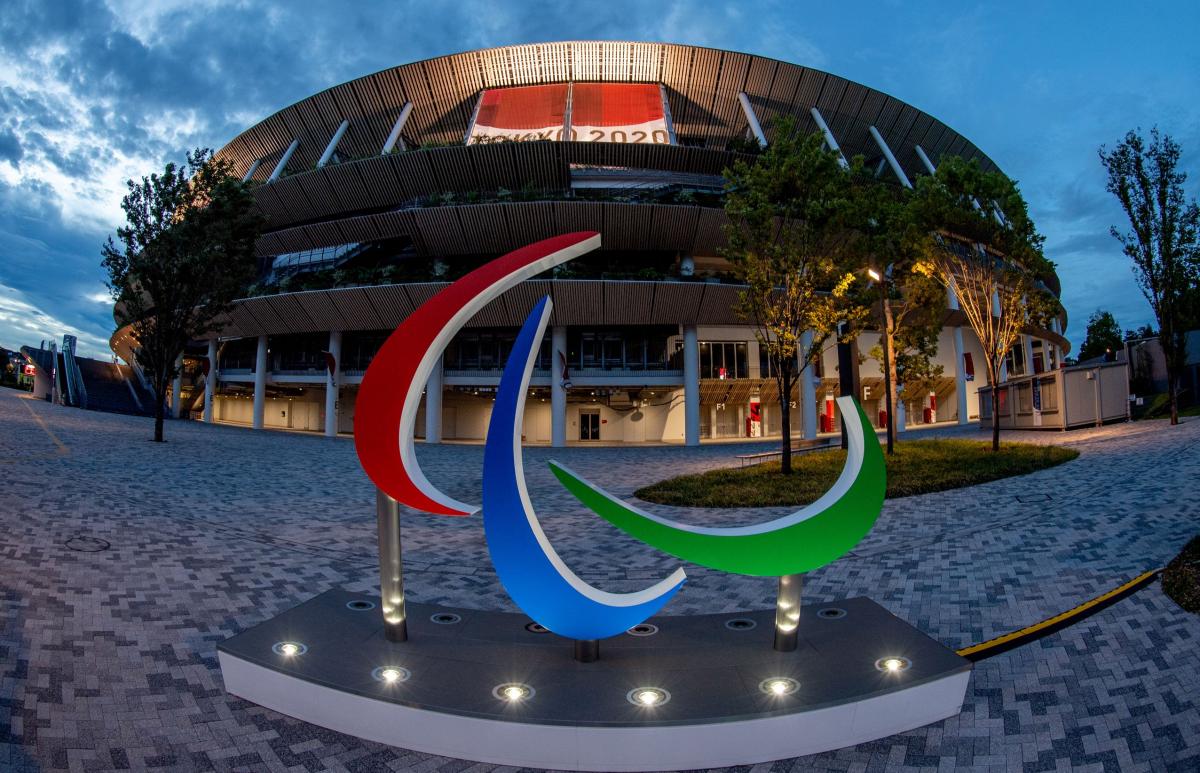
[110, 41, 1070, 445]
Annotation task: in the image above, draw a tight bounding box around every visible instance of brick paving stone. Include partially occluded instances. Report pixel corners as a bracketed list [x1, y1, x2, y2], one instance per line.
[0, 387, 1197, 771]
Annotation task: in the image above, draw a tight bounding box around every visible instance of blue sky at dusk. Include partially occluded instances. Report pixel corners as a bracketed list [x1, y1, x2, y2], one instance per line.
[0, 0, 1197, 358]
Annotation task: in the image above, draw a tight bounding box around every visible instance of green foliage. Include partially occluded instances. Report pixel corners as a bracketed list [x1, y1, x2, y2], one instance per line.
[1100, 128, 1200, 425]
[721, 118, 863, 472]
[843, 158, 947, 442]
[1078, 310, 1124, 361]
[725, 134, 764, 155]
[634, 439, 1079, 507]
[1124, 323, 1157, 341]
[102, 148, 263, 441]
[1162, 535, 1200, 613]
[909, 156, 1057, 450]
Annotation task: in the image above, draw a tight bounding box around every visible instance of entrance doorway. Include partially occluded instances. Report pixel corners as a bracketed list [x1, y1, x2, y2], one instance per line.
[579, 410, 600, 441]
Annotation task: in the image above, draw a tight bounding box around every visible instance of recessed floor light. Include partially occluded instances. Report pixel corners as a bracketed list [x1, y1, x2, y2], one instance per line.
[372, 666, 410, 684]
[493, 682, 534, 702]
[626, 687, 670, 707]
[875, 656, 911, 673]
[760, 677, 799, 696]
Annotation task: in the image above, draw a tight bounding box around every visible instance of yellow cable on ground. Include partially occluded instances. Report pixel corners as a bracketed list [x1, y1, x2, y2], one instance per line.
[956, 568, 1161, 661]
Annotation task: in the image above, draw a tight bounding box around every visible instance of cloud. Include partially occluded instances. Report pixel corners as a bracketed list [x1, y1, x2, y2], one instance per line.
[0, 0, 1195, 363]
[0, 282, 112, 357]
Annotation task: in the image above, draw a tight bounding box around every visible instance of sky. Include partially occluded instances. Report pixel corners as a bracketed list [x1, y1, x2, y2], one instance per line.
[0, 0, 1197, 359]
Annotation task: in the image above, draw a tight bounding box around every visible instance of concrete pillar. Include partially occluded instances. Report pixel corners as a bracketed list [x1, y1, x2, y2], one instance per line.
[1023, 334, 1036, 375]
[325, 330, 342, 438]
[896, 398, 906, 431]
[424, 353, 443, 443]
[800, 330, 817, 440]
[551, 326, 567, 448]
[709, 405, 719, 439]
[953, 326, 969, 424]
[170, 354, 183, 419]
[253, 334, 268, 429]
[683, 325, 700, 446]
[204, 340, 216, 423]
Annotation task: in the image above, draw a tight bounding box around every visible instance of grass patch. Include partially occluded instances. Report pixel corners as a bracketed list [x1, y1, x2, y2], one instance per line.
[634, 439, 1080, 508]
[1134, 392, 1200, 420]
[1163, 535, 1200, 613]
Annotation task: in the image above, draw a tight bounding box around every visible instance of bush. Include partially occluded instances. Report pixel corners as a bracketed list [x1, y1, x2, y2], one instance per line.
[1162, 535, 1200, 613]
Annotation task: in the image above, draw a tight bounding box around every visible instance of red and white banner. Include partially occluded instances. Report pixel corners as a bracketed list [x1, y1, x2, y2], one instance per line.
[568, 83, 670, 145]
[467, 83, 671, 145]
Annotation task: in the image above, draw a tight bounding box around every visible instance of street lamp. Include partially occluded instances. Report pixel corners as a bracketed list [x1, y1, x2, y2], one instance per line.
[867, 266, 895, 455]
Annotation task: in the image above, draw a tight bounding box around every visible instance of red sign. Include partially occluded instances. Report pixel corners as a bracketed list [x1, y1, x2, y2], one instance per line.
[468, 83, 670, 145]
[23, 364, 36, 376]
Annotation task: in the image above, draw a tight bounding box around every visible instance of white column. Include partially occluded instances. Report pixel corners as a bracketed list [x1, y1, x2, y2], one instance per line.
[869, 126, 913, 188]
[915, 144, 938, 175]
[424, 354, 443, 443]
[551, 326, 567, 448]
[324, 330, 342, 438]
[683, 325, 700, 446]
[953, 326, 969, 424]
[896, 398, 907, 431]
[267, 139, 299, 182]
[809, 107, 849, 168]
[241, 158, 262, 182]
[1023, 334, 1036, 375]
[171, 354, 183, 419]
[253, 335, 268, 429]
[382, 103, 414, 154]
[800, 330, 817, 440]
[317, 120, 350, 168]
[710, 406, 719, 439]
[203, 339, 216, 423]
[737, 92, 767, 148]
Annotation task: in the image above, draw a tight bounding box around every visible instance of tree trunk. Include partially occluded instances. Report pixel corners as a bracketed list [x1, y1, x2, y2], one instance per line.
[882, 296, 898, 454]
[779, 373, 793, 474]
[989, 364, 1001, 452]
[154, 381, 166, 442]
[1168, 372, 1179, 426]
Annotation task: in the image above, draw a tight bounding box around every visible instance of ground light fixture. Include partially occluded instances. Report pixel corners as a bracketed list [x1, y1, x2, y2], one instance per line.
[492, 683, 534, 702]
[272, 641, 307, 657]
[626, 687, 670, 707]
[371, 666, 411, 684]
[760, 677, 800, 696]
[875, 656, 911, 673]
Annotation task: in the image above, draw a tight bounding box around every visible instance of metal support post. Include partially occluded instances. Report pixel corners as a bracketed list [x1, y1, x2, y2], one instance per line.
[573, 639, 599, 663]
[773, 574, 801, 652]
[376, 489, 408, 643]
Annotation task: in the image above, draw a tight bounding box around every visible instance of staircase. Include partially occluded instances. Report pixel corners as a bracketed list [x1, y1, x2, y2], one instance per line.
[73, 357, 155, 416]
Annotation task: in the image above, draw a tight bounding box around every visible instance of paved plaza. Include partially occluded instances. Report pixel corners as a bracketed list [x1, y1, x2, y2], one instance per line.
[1, 386, 1197, 772]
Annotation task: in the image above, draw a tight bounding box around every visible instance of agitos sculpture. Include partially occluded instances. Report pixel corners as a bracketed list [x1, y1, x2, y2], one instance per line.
[352, 232, 886, 646]
[219, 233, 969, 769]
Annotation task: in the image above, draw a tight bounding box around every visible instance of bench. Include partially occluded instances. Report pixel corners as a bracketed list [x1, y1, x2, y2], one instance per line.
[736, 442, 834, 467]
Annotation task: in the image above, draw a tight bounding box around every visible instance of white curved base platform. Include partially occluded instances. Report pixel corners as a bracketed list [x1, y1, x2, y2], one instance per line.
[218, 591, 972, 771]
[221, 653, 968, 770]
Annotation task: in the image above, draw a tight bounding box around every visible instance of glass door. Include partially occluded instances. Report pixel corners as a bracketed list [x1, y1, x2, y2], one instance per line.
[579, 411, 600, 441]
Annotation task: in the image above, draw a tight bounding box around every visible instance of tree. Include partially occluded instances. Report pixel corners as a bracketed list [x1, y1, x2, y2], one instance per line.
[911, 157, 1058, 451]
[1100, 129, 1200, 425]
[722, 119, 861, 474]
[1124, 323, 1157, 341]
[102, 148, 262, 441]
[844, 165, 945, 453]
[1077, 310, 1123, 362]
